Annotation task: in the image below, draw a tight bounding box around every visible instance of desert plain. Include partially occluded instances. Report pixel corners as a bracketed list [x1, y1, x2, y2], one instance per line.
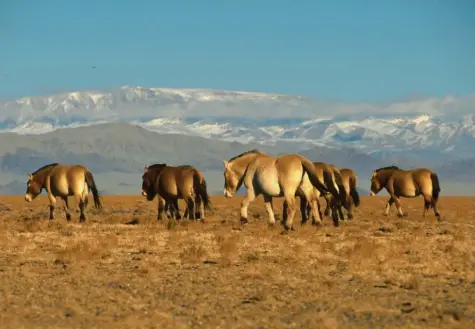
[0, 194, 474, 329]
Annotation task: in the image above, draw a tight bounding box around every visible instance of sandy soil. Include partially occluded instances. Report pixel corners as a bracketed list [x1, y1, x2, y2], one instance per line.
[0, 194, 474, 329]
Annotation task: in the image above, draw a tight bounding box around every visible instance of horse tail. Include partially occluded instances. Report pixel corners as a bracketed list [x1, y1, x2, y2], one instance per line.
[300, 158, 328, 193]
[349, 175, 361, 207]
[85, 170, 103, 209]
[332, 169, 347, 206]
[430, 172, 440, 205]
[193, 170, 211, 211]
[320, 167, 342, 204]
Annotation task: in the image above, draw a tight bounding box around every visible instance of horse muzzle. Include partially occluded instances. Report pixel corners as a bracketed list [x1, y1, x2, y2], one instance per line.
[141, 191, 147, 197]
[369, 191, 376, 196]
[24, 194, 33, 202]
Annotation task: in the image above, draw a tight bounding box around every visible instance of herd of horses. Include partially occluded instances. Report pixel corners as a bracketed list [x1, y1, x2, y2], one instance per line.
[22, 149, 442, 229]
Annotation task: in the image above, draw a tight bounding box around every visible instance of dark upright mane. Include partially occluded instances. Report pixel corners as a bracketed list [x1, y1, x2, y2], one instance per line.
[148, 163, 167, 170]
[32, 163, 59, 175]
[374, 165, 400, 173]
[228, 149, 263, 162]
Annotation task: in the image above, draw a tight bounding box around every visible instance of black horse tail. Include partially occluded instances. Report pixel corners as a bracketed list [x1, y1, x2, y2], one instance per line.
[430, 172, 440, 205]
[193, 170, 211, 211]
[85, 170, 103, 209]
[349, 175, 361, 207]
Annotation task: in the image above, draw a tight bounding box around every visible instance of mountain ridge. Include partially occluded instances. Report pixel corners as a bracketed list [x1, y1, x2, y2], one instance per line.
[1, 86, 473, 165]
[0, 122, 473, 196]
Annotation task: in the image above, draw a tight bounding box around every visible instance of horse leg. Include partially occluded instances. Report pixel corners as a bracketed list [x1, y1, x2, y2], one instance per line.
[324, 195, 331, 217]
[300, 197, 309, 225]
[423, 193, 441, 220]
[75, 194, 87, 223]
[240, 189, 256, 224]
[282, 200, 288, 226]
[283, 194, 297, 231]
[337, 202, 345, 221]
[47, 193, 57, 220]
[61, 196, 71, 221]
[329, 198, 340, 227]
[263, 195, 276, 226]
[157, 196, 166, 220]
[302, 191, 322, 226]
[172, 199, 182, 220]
[383, 197, 395, 216]
[186, 196, 196, 221]
[346, 196, 354, 220]
[194, 196, 202, 220]
[432, 198, 441, 221]
[391, 195, 405, 217]
[167, 201, 178, 220]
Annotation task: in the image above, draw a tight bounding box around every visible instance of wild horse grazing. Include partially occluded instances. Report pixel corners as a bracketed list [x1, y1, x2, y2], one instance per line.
[222, 149, 335, 230]
[24, 163, 102, 222]
[141, 164, 212, 222]
[312, 166, 360, 221]
[369, 166, 441, 220]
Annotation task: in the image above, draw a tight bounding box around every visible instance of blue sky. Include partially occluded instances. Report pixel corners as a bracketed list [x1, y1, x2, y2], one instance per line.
[0, 0, 474, 102]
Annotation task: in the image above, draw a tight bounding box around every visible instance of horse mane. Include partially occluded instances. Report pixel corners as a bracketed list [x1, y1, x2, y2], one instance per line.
[374, 165, 400, 173]
[147, 163, 167, 170]
[228, 149, 263, 162]
[32, 163, 59, 175]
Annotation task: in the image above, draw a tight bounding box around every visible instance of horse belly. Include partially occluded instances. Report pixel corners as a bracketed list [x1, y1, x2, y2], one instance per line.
[396, 178, 417, 198]
[50, 175, 70, 196]
[256, 171, 281, 197]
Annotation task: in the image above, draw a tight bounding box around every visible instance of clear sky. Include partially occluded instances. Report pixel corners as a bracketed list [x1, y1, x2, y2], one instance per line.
[0, 0, 474, 102]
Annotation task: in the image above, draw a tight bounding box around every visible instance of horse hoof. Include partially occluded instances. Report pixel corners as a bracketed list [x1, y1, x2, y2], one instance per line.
[283, 224, 295, 231]
[240, 217, 249, 224]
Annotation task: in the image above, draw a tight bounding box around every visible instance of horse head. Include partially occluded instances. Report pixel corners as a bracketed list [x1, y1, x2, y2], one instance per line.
[24, 173, 41, 202]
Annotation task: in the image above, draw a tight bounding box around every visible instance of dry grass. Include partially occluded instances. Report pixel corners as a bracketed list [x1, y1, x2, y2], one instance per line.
[0, 195, 474, 329]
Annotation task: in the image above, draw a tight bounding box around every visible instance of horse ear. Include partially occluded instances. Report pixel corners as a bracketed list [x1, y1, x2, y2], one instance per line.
[144, 166, 148, 173]
[222, 160, 228, 168]
[371, 171, 376, 179]
[28, 173, 33, 180]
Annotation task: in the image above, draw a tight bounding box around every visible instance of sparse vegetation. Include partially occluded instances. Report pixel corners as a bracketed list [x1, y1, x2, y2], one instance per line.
[0, 194, 474, 328]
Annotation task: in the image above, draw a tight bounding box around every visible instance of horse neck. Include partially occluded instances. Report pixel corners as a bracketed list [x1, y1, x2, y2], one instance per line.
[377, 169, 397, 185]
[148, 168, 163, 186]
[229, 153, 259, 177]
[32, 170, 51, 189]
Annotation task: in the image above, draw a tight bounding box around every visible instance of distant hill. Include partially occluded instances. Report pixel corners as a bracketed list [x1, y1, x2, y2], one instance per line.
[1, 122, 473, 196]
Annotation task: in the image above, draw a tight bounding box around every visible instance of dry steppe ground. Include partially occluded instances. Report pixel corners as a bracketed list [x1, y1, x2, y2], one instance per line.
[0, 194, 474, 329]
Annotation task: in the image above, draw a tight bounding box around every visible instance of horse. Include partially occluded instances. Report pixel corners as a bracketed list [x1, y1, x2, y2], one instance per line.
[24, 163, 102, 222]
[141, 164, 211, 222]
[294, 162, 348, 225]
[369, 165, 441, 220]
[314, 166, 360, 220]
[222, 149, 338, 230]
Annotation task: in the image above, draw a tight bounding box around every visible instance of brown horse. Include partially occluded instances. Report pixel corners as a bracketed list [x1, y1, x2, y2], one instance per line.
[141, 164, 211, 221]
[222, 149, 336, 230]
[315, 166, 360, 220]
[369, 166, 441, 220]
[284, 161, 347, 226]
[24, 163, 102, 222]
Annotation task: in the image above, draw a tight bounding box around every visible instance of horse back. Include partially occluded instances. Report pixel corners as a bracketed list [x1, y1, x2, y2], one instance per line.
[47, 165, 88, 195]
[158, 165, 195, 197]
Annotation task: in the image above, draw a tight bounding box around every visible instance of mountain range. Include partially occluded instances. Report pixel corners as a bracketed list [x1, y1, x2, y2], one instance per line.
[0, 86, 474, 195]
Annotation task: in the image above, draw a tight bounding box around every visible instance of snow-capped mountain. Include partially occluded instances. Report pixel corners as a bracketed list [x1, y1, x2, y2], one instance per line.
[1, 86, 474, 161]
